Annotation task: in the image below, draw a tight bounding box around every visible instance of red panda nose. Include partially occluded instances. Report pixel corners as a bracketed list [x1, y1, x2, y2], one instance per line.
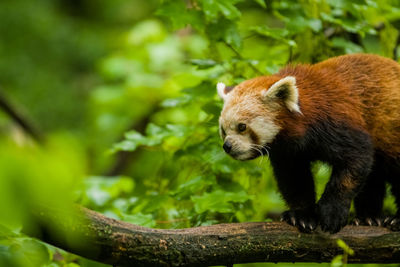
[223, 141, 232, 153]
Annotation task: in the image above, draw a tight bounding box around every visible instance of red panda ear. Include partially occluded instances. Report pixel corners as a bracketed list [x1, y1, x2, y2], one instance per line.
[261, 76, 301, 114]
[217, 82, 234, 101]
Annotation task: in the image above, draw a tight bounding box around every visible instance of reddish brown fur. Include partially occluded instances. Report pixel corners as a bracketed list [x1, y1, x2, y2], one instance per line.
[232, 54, 400, 158]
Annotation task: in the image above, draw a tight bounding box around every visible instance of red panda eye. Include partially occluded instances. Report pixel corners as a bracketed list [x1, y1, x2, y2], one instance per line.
[238, 123, 246, 132]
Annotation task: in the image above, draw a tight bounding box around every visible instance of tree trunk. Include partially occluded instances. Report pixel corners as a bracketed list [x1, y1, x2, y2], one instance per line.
[28, 206, 400, 267]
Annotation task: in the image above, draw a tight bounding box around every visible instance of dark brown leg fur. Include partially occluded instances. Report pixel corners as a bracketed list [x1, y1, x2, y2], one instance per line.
[353, 154, 386, 226]
[383, 156, 400, 230]
[270, 156, 317, 233]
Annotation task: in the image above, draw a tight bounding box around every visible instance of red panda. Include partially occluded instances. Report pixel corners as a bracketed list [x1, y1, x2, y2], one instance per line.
[217, 54, 400, 233]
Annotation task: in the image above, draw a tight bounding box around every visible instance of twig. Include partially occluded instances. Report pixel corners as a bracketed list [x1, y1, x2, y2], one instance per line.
[223, 41, 264, 75]
[0, 88, 44, 143]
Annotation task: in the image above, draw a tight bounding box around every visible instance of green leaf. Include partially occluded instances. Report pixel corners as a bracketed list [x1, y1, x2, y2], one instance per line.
[307, 18, 323, 32]
[165, 124, 191, 138]
[223, 22, 242, 49]
[252, 26, 296, 46]
[201, 0, 220, 22]
[156, 0, 204, 30]
[252, 25, 289, 39]
[145, 123, 165, 136]
[0, 224, 18, 239]
[331, 255, 344, 267]
[172, 175, 217, 198]
[190, 59, 217, 68]
[331, 37, 364, 54]
[217, 0, 242, 20]
[201, 101, 221, 116]
[380, 22, 399, 58]
[161, 95, 192, 108]
[121, 213, 156, 227]
[200, 0, 241, 22]
[253, 0, 266, 8]
[320, 12, 374, 36]
[191, 190, 253, 213]
[82, 176, 135, 207]
[183, 82, 216, 98]
[126, 20, 166, 46]
[337, 239, 354, 255]
[9, 238, 51, 267]
[112, 140, 139, 152]
[85, 187, 111, 207]
[114, 123, 195, 153]
[207, 18, 242, 49]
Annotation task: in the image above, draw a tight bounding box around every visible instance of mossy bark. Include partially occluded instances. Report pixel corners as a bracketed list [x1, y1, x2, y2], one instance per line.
[29, 206, 400, 266]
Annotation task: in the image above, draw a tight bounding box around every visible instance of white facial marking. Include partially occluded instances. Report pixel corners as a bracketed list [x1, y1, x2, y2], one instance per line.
[262, 76, 302, 114]
[250, 116, 281, 144]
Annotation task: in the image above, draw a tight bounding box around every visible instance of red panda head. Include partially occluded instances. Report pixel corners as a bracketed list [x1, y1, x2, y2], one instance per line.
[217, 76, 301, 160]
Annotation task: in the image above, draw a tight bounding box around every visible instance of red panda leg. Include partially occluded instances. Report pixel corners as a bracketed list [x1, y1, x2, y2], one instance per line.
[317, 154, 374, 233]
[270, 156, 317, 233]
[353, 155, 386, 226]
[313, 124, 374, 233]
[382, 157, 400, 230]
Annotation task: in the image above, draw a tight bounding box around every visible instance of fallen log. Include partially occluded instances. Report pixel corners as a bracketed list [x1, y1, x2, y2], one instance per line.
[29, 206, 400, 267]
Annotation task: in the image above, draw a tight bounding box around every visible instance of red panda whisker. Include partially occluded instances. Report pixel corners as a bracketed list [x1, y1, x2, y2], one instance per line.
[251, 146, 264, 165]
[249, 144, 267, 165]
[251, 143, 270, 160]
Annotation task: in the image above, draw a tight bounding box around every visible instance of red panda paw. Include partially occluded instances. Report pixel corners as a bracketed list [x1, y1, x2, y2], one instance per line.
[383, 216, 400, 231]
[281, 209, 317, 233]
[317, 201, 349, 234]
[352, 217, 384, 227]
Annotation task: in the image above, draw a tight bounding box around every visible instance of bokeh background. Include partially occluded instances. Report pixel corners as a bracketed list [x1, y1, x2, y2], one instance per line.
[0, 0, 400, 266]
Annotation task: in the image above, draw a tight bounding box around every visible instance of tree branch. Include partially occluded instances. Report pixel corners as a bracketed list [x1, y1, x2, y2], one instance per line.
[29, 206, 400, 267]
[0, 89, 44, 143]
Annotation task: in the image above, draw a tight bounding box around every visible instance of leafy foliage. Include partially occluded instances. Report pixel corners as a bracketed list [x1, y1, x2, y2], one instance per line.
[1, 0, 400, 266]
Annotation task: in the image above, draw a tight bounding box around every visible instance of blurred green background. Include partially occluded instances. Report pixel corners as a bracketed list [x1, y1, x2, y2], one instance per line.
[1, 0, 400, 266]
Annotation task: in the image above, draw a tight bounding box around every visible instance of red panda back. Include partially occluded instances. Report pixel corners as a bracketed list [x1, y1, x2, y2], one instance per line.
[234, 54, 400, 157]
[316, 54, 400, 157]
